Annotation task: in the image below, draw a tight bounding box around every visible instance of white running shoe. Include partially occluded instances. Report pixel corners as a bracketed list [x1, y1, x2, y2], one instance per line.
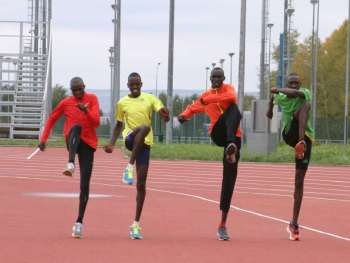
[72, 222, 83, 238]
[63, 162, 75, 177]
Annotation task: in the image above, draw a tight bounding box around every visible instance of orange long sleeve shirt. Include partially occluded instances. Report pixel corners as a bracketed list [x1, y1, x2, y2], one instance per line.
[180, 83, 242, 137]
[40, 92, 100, 149]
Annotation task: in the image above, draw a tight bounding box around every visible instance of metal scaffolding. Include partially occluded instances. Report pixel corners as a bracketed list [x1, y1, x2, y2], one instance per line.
[0, 0, 52, 139]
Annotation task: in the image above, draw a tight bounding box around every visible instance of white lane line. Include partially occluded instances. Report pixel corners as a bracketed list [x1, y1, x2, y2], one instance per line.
[2, 174, 350, 200]
[23, 192, 118, 199]
[2, 166, 350, 183]
[3, 167, 350, 189]
[1, 174, 349, 242]
[142, 187, 350, 242]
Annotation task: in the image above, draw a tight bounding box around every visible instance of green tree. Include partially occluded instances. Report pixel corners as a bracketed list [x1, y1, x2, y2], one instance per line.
[52, 84, 67, 109]
[51, 84, 67, 135]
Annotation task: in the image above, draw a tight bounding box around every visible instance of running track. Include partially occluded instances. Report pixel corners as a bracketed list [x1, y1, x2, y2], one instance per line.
[0, 146, 349, 263]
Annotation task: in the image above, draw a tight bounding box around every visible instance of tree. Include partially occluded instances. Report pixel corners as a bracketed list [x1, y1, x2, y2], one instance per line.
[52, 84, 67, 109]
[243, 95, 256, 111]
[272, 20, 350, 139]
[51, 84, 67, 135]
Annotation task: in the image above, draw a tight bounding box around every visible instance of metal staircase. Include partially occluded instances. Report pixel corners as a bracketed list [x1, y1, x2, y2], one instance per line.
[0, 0, 52, 139]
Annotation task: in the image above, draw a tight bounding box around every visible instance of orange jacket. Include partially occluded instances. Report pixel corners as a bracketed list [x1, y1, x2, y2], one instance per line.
[40, 92, 100, 149]
[180, 83, 242, 137]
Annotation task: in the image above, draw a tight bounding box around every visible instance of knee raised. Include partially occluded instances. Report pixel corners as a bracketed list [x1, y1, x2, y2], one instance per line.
[71, 125, 82, 134]
[302, 102, 311, 111]
[139, 125, 151, 135]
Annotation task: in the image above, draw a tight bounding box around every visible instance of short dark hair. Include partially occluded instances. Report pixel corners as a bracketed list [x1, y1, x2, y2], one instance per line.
[211, 67, 225, 77]
[70, 77, 84, 87]
[128, 72, 141, 80]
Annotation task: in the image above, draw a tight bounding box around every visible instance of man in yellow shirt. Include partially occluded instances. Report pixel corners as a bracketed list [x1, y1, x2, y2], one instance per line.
[104, 72, 169, 239]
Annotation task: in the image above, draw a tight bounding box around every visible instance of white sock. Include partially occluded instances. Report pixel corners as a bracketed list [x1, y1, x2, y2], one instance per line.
[133, 221, 139, 226]
[127, 163, 134, 170]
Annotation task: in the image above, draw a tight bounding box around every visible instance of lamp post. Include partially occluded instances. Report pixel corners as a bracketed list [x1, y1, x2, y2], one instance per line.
[205, 66, 210, 90]
[310, 0, 319, 134]
[267, 23, 274, 98]
[219, 58, 225, 68]
[238, 0, 247, 112]
[165, 0, 175, 144]
[111, 0, 121, 133]
[286, 6, 295, 75]
[228, 52, 235, 84]
[108, 47, 114, 136]
[344, 0, 350, 144]
[155, 62, 161, 97]
[155, 62, 161, 137]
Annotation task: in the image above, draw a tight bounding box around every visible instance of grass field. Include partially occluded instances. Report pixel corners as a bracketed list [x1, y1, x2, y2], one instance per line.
[1, 138, 349, 165]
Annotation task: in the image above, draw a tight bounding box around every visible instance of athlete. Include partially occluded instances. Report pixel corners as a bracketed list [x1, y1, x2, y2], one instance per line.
[266, 72, 314, 241]
[104, 72, 169, 239]
[178, 67, 242, 241]
[38, 77, 100, 238]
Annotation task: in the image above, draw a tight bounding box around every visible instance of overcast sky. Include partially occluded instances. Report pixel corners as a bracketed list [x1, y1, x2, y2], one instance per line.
[0, 0, 349, 93]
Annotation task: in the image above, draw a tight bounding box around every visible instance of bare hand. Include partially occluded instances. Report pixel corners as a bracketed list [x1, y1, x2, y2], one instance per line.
[159, 108, 170, 122]
[38, 142, 46, 151]
[104, 144, 114, 153]
[177, 115, 187, 124]
[77, 102, 89, 112]
[270, 87, 279, 94]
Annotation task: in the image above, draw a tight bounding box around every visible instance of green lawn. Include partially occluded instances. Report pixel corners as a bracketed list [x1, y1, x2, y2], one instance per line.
[0, 138, 349, 165]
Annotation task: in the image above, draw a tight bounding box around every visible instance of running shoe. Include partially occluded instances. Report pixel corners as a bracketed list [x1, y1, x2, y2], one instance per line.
[217, 226, 230, 241]
[129, 223, 143, 240]
[72, 222, 83, 238]
[63, 162, 75, 177]
[286, 222, 300, 241]
[122, 165, 134, 185]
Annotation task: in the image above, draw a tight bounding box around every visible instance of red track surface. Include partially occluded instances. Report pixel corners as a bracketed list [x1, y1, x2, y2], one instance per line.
[1, 146, 349, 263]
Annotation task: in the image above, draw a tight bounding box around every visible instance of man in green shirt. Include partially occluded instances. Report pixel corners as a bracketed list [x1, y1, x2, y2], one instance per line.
[266, 73, 314, 241]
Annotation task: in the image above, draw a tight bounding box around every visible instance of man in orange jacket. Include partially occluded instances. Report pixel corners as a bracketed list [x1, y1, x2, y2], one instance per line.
[178, 67, 241, 241]
[38, 77, 100, 238]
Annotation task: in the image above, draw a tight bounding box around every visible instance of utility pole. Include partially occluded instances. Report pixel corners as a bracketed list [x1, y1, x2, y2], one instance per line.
[238, 0, 247, 112]
[166, 0, 175, 144]
[310, 0, 319, 133]
[228, 52, 235, 85]
[344, 0, 350, 144]
[111, 0, 121, 133]
[259, 0, 268, 99]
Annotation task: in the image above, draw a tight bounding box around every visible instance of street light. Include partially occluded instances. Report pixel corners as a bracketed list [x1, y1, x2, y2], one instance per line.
[344, 0, 350, 144]
[267, 23, 274, 98]
[238, 0, 247, 113]
[211, 62, 216, 68]
[111, 0, 121, 135]
[310, 0, 319, 134]
[228, 52, 235, 85]
[155, 62, 161, 97]
[166, 0, 175, 144]
[108, 47, 115, 136]
[219, 58, 225, 68]
[286, 6, 295, 75]
[205, 66, 210, 90]
[155, 61, 161, 137]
